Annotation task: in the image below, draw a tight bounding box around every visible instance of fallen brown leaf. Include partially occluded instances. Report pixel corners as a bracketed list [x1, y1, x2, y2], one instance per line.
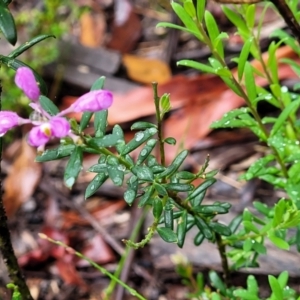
[3, 139, 42, 217]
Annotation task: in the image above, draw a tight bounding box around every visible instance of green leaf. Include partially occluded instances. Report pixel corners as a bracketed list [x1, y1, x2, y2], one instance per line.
[132, 166, 154, 181]
[107, 165, 125, 186]
[253, 201, 270, 217]
[176, 171, 195, 180]
[85, 173, 109, 199]
[154, 183, 168, 196]
[138, 185, 155, 207]
[136, 139, 157, 165]
[177, 59, 216, 74]
[237, 37, 253, 81]
[0, 2, 16, 45]
[8, 34, 55, 58]
[121, 128, 158, 155]
[245, 5, 256, 29]
[196, 0, 206, 22]
[177, 210, 187, 248]
[193, 205, 229, 215]
[183, 0, 196, 19]
[243, 221, 260, 234]
[171, 2, 201, 38]
[153, 198, 163, 219]
[79, 112, 93, 132]
[164, 137, 176, 145]
[268, 231, 290, 250]
[163, 183, 193, 192]
[194, 231, 205, 246]
[209, 221, 232, 236]
[270, 99, 300, 136]
[243, 238, 253, 252]
[156, 21, 202, 39]
[157, 150, 189, 178]
[252, 241, 266, 254]
[164, 205, 174, 229]
[205, 11, 224, 58]
[38, 95, 60, 116]
[209, 271, 226, 295]
[90, 76, 106, 90]
[35, 144, 75, 162]
[244, 62, 257, 103]
[160, 93, 171, 117]
[157, 227, 178, 243]
[0, 57, 48, 95]
[131, 121, 157, 130]
[277, 271, 289, 289]
[233, 289, 259, 300]
[94, 110, 108, 138]
[195, 216, 213, 240]
[268, 275, 284, 300]
[188, 178, 216, 201]
[124, 175, 138, 205]
[267, 41, 280, 84]
[228, 214, 242, 233]
[64, 146, 83, 188]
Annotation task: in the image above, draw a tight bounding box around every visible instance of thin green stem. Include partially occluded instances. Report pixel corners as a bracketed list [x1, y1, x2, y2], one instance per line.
[152, 82, 166, 167]
[39, 234, 146, 300]
[103, 207, 148, 299]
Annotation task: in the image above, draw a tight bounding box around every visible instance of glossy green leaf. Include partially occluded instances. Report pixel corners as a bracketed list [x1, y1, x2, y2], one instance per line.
[209, 271, 226, 295]
[253, 201, 270, 217]
[8, 34, 55, 58]
[196, 0, 206, 22]
[132, 166, 154, 181]
[245, 5, 256, 29]
[243, 238, 253, 252]
[191, 190, 206, 207]
[79, 112, 93, 132]
[38, 95, 59, 116]
[154, 183, 168, 196]
[36, 144, 75, 162]
[244, 62, 257, 103]
[164, 137, 176, 145]
[209, 222, 231, 236]
[0, 57, 48, 95]
[163, 183, 193, 192]
[156, 21, 202, 38]
[138, 186, 155, 207]
[121, 128, 158, 155]
[233, 289, 259, 300]
[177, 210, 187, 248]
[247, 275, 258, 295]
[85, 173, 109, 199]
[228, 214, 242, 233]
[205, 11, 224, 58]
[183, 0, 196, 19]
[277, 271, 289, 289]
[88, 163, 107, 173]
[252, 241, 266, 254]
[107, 165, 124, 186]
[188, 178, 216, 201]
[94, 110, 108, 138]
[153, 198, 163, 219]
[195, 216, 213, 240]
[157, 227, 178, 243]
[160, 93, 171, 117]
[243, 221, 260, 234]
[268, 275, 284, 300]
[90, 76, 105, 90]
[0, 2, 16, 45]
[124, 175, 138, 205]
[176, 171, 195, 180]
[177, 59, 216, 74]
[164, 206, 174, 230]
[136, 139, 157, 165]
[157, 150, 188, 178]
[268, 231, 290, 250]
[131, 121, 157, 130]
[194, 231, 205, 246]
[64, 146, 83, 188]
[193, 205, 228, 215]
[267, 41, 280, 84]
[171, 2, 201, 39]
[271, 99, 300, 137]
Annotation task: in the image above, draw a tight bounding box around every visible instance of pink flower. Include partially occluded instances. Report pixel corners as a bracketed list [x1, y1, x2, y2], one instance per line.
[15, 67, 40, 101]
[70, 90, 113, 112]
[28, 117, 70, 147]
[0, 111, 20, 136]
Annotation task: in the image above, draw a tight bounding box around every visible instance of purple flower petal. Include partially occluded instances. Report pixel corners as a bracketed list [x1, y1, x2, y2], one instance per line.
[71, 90, 113, 112]
[15, 67, 40, 101]
[28, 124, 51, 147]
[50, 117, 70, 138]
[0, 111, 20, 136]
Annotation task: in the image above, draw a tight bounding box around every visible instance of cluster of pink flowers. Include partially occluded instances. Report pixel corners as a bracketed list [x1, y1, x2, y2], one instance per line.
[0, 67, 113, 149]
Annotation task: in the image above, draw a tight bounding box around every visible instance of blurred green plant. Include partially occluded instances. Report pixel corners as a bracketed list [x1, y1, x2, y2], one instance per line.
[0, 0, 85, 111]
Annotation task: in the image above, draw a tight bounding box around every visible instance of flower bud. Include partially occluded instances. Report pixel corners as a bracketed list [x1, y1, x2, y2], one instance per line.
[71, 90, 113, 112]
[0, 111, 20, 136]
[15, 67, 40, 101]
